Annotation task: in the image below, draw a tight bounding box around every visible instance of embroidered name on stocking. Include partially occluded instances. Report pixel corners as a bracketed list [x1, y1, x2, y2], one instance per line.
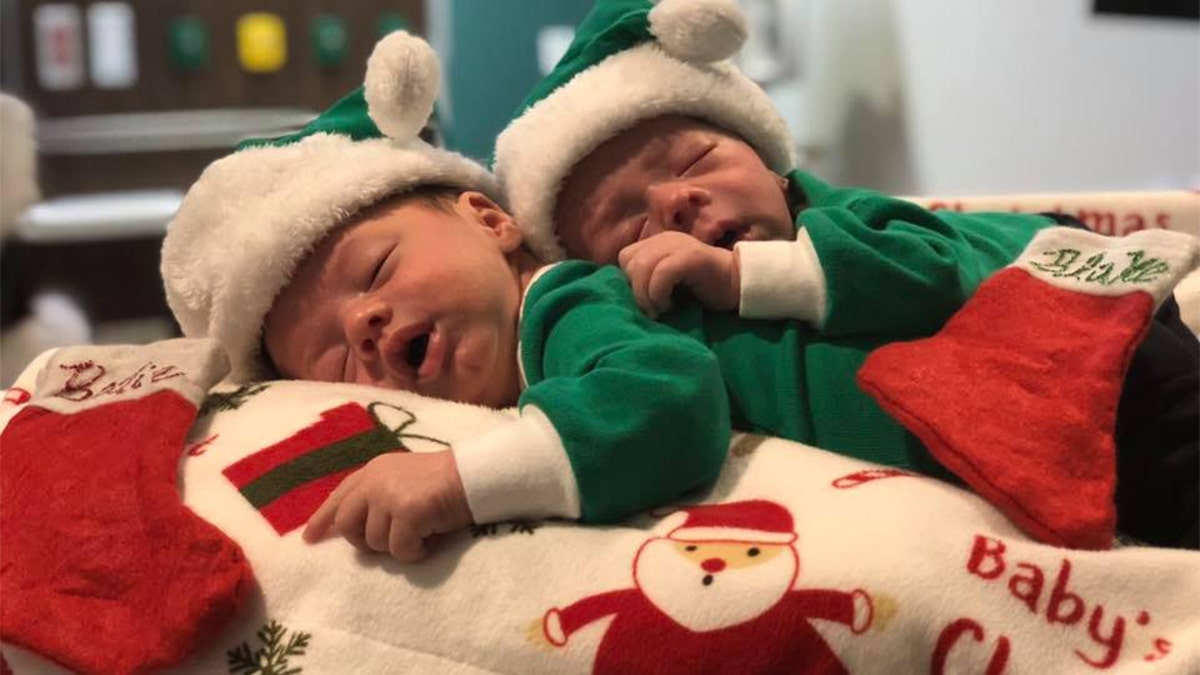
[1028, 247, 1171, 286]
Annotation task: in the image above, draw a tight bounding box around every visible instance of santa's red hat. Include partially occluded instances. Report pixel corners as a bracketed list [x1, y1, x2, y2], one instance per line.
[663, 500, 797, 545]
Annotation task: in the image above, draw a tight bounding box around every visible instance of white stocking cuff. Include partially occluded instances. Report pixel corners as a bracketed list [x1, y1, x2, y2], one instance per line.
[1011, 227, 1200, 309]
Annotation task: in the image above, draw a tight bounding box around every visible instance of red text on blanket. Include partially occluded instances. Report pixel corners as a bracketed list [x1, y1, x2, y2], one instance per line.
[926, 203, 1172, 237]
[931, 618, 1010, 675]
[965, 534, 1170, 669]
[831, 468, 914, 489]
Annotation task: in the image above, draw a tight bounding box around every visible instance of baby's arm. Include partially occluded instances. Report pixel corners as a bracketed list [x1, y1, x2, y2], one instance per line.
[455, 262, 731, 525]
[303, 450, 471, 562]
[737, 178, 1052, 337]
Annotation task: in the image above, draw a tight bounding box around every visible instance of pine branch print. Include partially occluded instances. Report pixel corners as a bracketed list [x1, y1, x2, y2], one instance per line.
[226, 620, 312, 675]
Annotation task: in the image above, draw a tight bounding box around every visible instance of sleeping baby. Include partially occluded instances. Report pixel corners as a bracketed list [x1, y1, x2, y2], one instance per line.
[488, 0, 1199, 549]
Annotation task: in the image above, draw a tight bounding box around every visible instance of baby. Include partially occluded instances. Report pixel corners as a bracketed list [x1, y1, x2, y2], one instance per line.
[495, 0, 1056, 328]
[487, 0, 1199, 547]
[162, 32, 731, 562]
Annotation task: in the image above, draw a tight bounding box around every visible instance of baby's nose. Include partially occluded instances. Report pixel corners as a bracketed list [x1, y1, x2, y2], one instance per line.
[345, 303, 391, 360]
[649, 183, 705, 232]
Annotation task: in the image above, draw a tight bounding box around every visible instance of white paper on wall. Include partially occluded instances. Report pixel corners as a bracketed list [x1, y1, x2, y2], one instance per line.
[87, 2, 138, 89]
[34, 4, 85, 91]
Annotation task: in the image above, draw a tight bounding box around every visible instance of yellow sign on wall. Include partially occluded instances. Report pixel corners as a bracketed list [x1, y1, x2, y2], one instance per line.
[236, 13, 287, 74]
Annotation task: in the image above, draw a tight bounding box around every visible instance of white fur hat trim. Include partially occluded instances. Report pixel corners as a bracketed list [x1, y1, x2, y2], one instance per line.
[669, 526, 797, 545]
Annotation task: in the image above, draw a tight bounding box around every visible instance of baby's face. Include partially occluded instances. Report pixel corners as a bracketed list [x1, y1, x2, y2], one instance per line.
[555, 115, 794, 265]
[264, 192, 525, 408]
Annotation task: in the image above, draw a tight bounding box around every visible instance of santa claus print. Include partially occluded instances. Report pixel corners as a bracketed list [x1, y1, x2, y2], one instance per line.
[533, 500, 884, 674]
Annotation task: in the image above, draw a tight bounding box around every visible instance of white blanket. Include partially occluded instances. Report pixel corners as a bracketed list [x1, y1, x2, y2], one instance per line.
[2, 368, 1198, 674]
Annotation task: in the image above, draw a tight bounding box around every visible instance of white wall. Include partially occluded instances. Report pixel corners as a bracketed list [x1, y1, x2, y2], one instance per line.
[787, 0, 1200, 195]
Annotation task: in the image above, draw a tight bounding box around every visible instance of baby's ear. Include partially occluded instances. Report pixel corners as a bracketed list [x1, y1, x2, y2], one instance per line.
[459, 191, 523, 252]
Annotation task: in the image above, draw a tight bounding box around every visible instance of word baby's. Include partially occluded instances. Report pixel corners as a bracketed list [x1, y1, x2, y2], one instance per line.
[966, 535, 1169, 669]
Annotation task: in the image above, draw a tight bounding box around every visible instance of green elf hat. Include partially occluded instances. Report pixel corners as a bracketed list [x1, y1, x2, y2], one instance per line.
[162, 31, 500, 382]
[493, 0, 796, 262]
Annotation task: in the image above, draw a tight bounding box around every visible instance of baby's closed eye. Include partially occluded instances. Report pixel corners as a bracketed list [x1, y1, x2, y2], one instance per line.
[679, 143, 716, 176]
[368, 245, 398, 289]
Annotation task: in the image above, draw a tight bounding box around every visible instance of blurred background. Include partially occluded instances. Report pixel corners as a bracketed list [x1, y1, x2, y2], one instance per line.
[0, 0, 1197, 384]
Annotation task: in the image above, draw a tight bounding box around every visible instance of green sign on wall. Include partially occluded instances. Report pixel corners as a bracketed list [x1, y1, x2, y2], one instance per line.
[168, 16, 209, 72]
[311, 14, 347, 69]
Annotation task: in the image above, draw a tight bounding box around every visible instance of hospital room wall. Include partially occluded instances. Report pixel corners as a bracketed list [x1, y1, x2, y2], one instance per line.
[436, 0, 593, 161]
[794, 0, 1200, 195]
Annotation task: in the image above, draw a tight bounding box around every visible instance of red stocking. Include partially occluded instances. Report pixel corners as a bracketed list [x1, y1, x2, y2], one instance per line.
[0, 340, 253, 674]
[858, 227, 1199, 549]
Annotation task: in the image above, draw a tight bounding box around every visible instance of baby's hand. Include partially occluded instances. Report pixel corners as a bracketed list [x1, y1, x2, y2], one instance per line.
[618, 231, 739, 318]
[303, 450, 473, 563]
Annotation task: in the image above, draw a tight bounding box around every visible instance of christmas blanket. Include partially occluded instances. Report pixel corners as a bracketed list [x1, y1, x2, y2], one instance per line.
[2, 345, 1199, 675]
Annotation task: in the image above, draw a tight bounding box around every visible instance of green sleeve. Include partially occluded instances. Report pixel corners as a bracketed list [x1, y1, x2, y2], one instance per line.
[519, 262, 730, 523]
[790, 171, 1053, 338]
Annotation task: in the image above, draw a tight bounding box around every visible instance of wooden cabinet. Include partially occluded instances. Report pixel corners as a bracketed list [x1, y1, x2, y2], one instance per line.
[0, 1, 425, 331]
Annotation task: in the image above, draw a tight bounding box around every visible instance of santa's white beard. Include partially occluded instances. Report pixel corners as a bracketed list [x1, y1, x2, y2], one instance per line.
[634, 538, 797, 632]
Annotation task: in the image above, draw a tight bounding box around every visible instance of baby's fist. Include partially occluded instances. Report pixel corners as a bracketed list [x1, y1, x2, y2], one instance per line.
[618, 231, 740, 318]
[304, 450, 473, 562]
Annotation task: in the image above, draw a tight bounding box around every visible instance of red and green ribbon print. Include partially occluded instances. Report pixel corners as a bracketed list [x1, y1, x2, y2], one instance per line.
[223, 402, 432, 535]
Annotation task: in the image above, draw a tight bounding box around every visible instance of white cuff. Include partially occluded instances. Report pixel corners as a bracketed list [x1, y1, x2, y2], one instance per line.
[736, 229, 827, 326]
[453, 405, 581, 523]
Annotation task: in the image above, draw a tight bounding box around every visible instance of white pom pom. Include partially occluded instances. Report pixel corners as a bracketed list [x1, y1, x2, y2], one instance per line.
[364, 31, 440, 141]
[649, 0, 747, 63]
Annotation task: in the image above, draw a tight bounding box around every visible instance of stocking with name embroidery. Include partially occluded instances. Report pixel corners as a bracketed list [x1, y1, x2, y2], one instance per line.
[0, 339, 254, 674]
[858, 227, 1199, 549]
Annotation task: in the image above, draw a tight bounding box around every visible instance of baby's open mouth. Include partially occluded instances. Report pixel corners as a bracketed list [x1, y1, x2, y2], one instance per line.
[714, 230, 740, 250]
[406, 333, 430, 370]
